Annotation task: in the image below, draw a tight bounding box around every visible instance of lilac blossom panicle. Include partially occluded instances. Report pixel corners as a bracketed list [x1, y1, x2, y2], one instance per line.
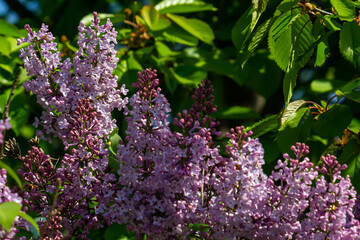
[17, 12, 127, 239]
[0, 169, 23, 239]
[107, 69, 223, 239]
[18, 11, 128, 145]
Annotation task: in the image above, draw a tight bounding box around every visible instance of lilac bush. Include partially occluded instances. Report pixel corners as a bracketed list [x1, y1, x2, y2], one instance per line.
[0, 11, 357, 239]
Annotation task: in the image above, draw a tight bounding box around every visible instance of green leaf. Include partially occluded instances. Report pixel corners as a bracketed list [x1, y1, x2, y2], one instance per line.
[340, 78, 360, 92]
[314, 39, 329, 67]
[232, 6, 256, 50]
[268, 9, 314, 71]
[240, 18, 274, 67]
[127, 51, 142, 70]
[0, 20, 21, 37]
[340, 21, 360, 68]
[18, 212, 39, 235]
[155, 41, 179, 58]
[313, 105, 352, 137]
[277, 107, 313, 153]
[283, 66, 300, 104]
[330, 0, 355, 21]
[152, 17, 171, 31]
[104, 223, 135, 240]
[166, 13, 214, 44]
[252, 0, 269, 13]
[155, 0, 216, 14]
[197, 57, 236, 79]
[80, 13, 125, 26]
[245, 114, 279, 138]
[241, 50, 282, 98]
[336, 90, 360, 103]
[0, 36, 11, 57]
[280, 99, 306, 125]
[0, 201, 21, 232]
[9, 93, 29, 136]
[161, 25, 199, 46]
[170, 64, 207, 85]
[321, 15, 341, 31]
[215, 106, 260, 120]
[0, 162, 23, 190]
[141, 6, 159, 30]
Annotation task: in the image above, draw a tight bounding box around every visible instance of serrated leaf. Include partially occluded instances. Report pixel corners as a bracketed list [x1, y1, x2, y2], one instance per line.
[340, 21, 360, 67]
[330, 0, 355, 21]
[277, 107, 313, 153]
[283, 65, 300, 104]
[141, 6, 159, 30]
[0, 201, 21, 232]
[215, 106, 260, 120]
[313, 105, 352, 137]
[161, 25, 199, 46]
[240, 18, 274, 67]
[167, 13, 214, 44]
[269, 9, 314, 71]
[0, 162, 23, 190]
[245, 114, 278, 138]
[0, 20, 21, 37]
[155, 0, 216, 14]
[232, 6, 261, 50]
[252, 0, 269, 13]
[280, 99, 306, 125]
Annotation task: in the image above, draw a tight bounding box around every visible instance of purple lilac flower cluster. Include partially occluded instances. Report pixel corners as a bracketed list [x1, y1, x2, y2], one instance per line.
[0, 169, 23, 239]
[18, 12, 128, 144]
[0, 118, 11, 145]
[17, 12, 127, 238]
[14, 13, 360, 240]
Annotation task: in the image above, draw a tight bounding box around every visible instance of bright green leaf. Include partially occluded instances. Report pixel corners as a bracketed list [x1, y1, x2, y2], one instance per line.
[280, 99, 306, 125]
[152, 17, 171, 31]
[141, 6, 159, 30]
[321, 15, 341, 31]
[80, 13, 125, 26]
[167, 13, 214, 44]
[0, 201, 21, 232]
[313, 105, 352, 137]
[314, 39, 329, 67]
[252, 0, 269, 13]
[231, 6, 256, 50]
[277, 107, 313, 153]
[330, 0, 355, 21]
[155, 0, 216, 14]
[0, 162, 22, 190]
[340, 21, 360, 68]
[245, 114, 279, 138]
[0, 20, 22, 37]
[161, 25, 199, 46]
[104, 223, 135, 240]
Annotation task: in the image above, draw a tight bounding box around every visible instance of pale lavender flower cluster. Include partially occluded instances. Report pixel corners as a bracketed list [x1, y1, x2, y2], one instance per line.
[0, 169, 23, 239]
[18, 12, 128, 145]
[0, 118, 11, 144]
[206, 141, 360, 239]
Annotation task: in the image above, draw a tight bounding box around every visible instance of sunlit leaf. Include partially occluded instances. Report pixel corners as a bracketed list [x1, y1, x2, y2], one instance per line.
[167, 14, 214, 44]
[339, 21, 360, 67]
[155, 0, 216, 14]
[0, 201, 21, 232]
[330, 0, 355, 21]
